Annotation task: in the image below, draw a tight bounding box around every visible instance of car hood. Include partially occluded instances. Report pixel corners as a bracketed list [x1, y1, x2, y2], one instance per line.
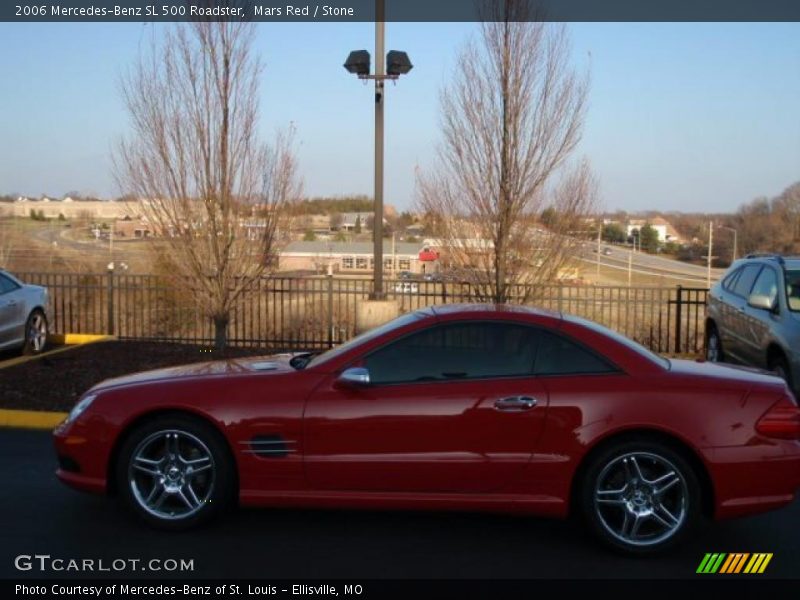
[669, 358, 784, 387]
[89, 353, 299, 392]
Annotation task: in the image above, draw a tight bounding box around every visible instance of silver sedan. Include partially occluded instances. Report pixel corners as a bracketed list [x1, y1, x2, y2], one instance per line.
[0, 270, 49, 354]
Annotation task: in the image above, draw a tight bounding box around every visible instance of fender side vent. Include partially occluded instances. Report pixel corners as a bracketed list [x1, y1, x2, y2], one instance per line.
[241, 435, 294, 458]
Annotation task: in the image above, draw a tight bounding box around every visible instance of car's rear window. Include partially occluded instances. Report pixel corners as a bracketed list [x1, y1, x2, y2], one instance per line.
[564, 315, 670, 370]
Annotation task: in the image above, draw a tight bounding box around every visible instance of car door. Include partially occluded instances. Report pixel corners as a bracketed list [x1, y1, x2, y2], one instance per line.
[303, 321, 549, 493]
[724, 264, 763, 362]
[0, 274, 25, 347]
[740, 266, 779, 367]
[712, 267, 741, 353]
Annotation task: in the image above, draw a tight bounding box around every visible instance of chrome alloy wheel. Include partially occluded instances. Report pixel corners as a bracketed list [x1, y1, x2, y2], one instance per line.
[27, 312, 47, 352]
[593, 452, 688, 547]
[128, 430, 215, 521]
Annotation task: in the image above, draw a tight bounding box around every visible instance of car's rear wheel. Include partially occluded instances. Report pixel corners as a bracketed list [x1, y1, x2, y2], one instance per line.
[580, 440, 702, 554]
[705, 324, 723, 362]
[116, 416, 234, 530]
[768, 352, 793, 391]
[22, 309, 48, 355]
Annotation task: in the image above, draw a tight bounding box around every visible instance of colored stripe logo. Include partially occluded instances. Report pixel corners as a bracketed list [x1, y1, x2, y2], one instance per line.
[697, 553, 773, 574]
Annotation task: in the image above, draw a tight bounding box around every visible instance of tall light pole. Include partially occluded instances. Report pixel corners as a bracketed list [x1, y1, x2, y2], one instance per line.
[344, 0, 413, 300]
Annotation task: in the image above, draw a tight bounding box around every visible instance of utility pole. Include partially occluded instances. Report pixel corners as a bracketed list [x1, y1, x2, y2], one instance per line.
[628, 250, 632, 287]
[707, 220, 713, 289]
[372, 0, 385, 299]
[392, 231, 396, 275]
[596, 222, 601, 278]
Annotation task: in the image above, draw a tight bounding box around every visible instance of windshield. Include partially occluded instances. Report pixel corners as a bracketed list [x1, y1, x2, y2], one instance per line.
[305, 310, 427, 369]
[785, 270, 800, 312]
[565, 315, 670, 369]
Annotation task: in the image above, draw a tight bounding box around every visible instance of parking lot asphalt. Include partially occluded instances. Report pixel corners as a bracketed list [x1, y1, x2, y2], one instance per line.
[1, 428, 799, 580]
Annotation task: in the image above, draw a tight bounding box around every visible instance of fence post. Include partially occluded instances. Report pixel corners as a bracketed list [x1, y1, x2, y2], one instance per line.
[106, 267, 115, 336]
[674, 285, 683, 354]
[327, 273, 334, 348]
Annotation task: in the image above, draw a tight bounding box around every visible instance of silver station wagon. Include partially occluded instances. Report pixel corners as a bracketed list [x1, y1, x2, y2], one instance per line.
[706, 254, 800, 393]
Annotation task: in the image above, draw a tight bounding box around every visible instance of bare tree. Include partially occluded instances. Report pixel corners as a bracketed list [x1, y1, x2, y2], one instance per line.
[416, 1, 595, 302]
[114, 21, 301, 349]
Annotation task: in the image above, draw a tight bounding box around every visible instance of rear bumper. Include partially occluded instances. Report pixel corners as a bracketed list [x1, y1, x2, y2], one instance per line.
[709, 443, 800, 519]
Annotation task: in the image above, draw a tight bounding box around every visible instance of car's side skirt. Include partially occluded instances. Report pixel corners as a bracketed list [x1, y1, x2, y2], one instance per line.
[238, 489, 568, 518]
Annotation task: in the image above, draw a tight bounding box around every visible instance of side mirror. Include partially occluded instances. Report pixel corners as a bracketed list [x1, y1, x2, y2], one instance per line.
[748, 293, 776, 311]
[336, 367, 371, 388]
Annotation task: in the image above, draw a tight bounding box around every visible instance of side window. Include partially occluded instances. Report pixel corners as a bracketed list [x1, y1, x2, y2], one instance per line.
[535, 331, 617, 376]
[722, 268, 741, 292]
[750, 267, 778, 306]
[0, 274, 20, 295]
[731, 265, 762, 298]
[364, 322, 538, 384]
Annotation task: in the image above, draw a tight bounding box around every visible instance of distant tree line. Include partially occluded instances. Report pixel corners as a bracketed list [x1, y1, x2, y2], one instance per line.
[295, 196, 374, 215]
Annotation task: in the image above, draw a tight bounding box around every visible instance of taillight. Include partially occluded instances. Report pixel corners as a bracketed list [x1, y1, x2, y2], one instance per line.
[756, 396, 800, 440]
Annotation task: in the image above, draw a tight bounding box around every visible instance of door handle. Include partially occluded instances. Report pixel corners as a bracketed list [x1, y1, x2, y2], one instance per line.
[494, 396, 538, 411]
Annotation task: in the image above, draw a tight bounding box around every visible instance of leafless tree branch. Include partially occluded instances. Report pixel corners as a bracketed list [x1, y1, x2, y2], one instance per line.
[113, 21, 301, 348]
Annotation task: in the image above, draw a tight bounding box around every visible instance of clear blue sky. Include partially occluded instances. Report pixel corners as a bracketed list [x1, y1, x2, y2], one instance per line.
[1, 21, 798, 213]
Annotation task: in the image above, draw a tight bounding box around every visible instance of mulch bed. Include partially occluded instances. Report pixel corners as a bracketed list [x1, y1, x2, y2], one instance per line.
[0, 341, 270, 412]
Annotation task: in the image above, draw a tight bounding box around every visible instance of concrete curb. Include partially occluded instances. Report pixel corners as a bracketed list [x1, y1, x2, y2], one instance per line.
[0, 334, 115, 370]
[0, 409, 67, 430]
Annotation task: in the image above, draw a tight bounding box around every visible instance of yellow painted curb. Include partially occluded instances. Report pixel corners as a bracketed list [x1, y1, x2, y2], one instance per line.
[0, 335, 115, 370]
[0, 409, 67, 430]
[49, 333, 113, 345]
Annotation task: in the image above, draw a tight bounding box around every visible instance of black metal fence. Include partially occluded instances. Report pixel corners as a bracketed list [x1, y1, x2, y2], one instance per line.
[18, 272, 709, 355]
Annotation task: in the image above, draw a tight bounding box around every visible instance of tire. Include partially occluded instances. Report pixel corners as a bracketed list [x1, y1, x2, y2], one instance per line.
[579, 439, 702, 555]
[768, 352, 793, 391]
[705, 324, 723, 362]
[22, 309, 48, 355]
[116, 415, 235, 530]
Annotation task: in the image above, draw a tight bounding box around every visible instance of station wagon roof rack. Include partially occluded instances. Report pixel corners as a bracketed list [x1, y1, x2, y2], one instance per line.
[742, 254, 800, 267]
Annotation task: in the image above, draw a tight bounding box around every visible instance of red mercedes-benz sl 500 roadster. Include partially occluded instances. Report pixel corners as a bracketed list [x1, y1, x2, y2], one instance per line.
[54, 304, 800, 553]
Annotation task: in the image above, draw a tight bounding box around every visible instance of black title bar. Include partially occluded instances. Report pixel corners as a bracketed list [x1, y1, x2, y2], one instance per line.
[3, 1, 800, 22]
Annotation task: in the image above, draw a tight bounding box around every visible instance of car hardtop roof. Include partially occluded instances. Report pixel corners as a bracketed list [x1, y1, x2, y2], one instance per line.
[428, 303, 562, 321]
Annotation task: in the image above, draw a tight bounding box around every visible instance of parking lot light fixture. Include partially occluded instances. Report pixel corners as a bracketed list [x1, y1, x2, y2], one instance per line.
[343, 0, 413, 299]
[344, 50, 371, 76]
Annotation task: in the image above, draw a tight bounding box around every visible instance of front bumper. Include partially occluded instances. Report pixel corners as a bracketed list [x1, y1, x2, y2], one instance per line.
[53, 419, 111, 495]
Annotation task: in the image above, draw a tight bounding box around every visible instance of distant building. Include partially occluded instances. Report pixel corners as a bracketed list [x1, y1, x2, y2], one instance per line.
[335, 212, 388, 233]
[626, 217, 682, 243]
[113, 219, 155, 239]
[279, 240, 438, 275]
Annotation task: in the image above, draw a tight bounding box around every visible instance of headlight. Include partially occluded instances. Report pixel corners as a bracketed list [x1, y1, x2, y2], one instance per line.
[66, 393, 97, 424]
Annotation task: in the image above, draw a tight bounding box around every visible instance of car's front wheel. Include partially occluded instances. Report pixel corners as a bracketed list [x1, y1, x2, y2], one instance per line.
[22, 309, 47, 355]
[116, 416, 234, 530]
[705, 324, 723, 362]
[580, 440, 702, 554]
